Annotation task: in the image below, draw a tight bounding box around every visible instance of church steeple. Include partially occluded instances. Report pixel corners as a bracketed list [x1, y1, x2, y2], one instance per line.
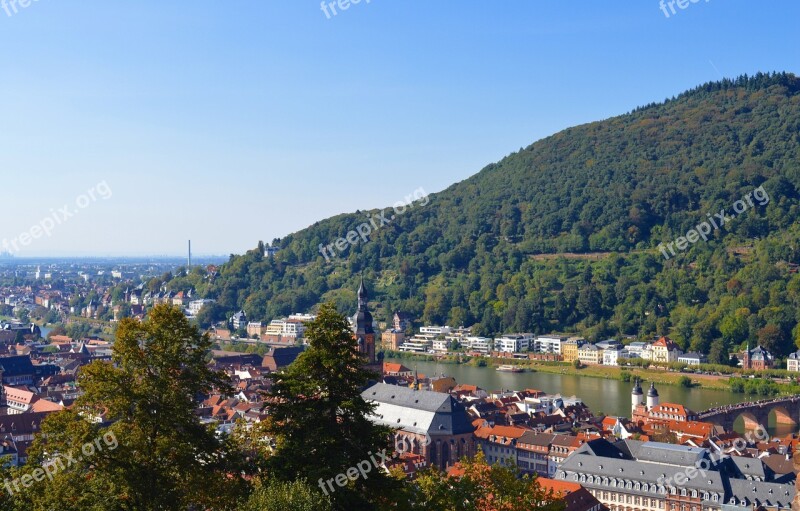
[358, 275, 368, 311]
[352, 276, 376, 364]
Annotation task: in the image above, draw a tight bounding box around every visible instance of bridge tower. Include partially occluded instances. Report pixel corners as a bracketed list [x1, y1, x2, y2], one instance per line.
[631, 378, 644, 414]
[647, 382, 659, 410]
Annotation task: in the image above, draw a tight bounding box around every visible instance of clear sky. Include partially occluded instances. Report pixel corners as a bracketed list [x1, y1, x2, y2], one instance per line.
[0, 0, 798, 256]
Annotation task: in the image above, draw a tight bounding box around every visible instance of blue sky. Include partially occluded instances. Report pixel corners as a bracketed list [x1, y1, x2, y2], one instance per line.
[0, 0, 797, 256]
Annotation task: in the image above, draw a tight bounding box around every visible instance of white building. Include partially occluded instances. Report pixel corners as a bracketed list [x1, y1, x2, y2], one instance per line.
[288, 313, 316, 322]
[432, 339, 449, 353]
[264, 318, 306, 339]
[603, 348, 621, 366]
[788, 350, 800, 372]
[398, 336, 433, 353]
[187, 299, 216, 316]
[282, 320, 306, 339]
[534, 335, 567, 354]
[625, 341, 647, 358]
[603, 348, 634, 366]
[678, 352, 707, 366]
[462, 336, 491, 354]
[494, 334, 533, 353]
[420, 326, 452, 336]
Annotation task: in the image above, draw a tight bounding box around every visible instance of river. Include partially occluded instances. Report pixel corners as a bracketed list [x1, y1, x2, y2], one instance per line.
[409, 360, 798, 435]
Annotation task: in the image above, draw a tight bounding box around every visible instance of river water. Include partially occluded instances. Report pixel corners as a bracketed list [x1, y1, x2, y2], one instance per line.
[410, 361, 798, 435]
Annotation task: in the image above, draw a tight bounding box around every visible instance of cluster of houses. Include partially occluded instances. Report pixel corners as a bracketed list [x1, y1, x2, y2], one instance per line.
[360, 362, 797, 510]
[0, 327, 115, 465]
[195, 346, 306, 434]
[384, 321, 793, 372]
[0, 277, 796, 510]
[0, 260, 206, 323]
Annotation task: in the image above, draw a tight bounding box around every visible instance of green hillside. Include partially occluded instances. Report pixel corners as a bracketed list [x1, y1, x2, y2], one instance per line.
[165, 72, 800, 363]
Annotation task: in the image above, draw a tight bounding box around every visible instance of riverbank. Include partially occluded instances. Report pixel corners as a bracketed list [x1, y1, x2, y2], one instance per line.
[529, 362, 733, 391]
[383, 352, 734, 390]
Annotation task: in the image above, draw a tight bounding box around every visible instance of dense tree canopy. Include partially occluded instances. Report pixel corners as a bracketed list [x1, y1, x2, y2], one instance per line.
[165, 73, 800, 363]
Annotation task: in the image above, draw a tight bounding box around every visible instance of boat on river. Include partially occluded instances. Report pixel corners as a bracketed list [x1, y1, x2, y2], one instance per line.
[496, 365, 524, 373]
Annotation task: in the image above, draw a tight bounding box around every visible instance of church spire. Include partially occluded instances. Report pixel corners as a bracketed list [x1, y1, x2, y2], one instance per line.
[352, 275, 376, 364]
[358, 274, 368, 311]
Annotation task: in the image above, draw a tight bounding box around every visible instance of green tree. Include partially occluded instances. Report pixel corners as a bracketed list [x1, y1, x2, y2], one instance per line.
[720, 309, 750, 345]
[21, 304, 243, 510]
[264, 303, 397, 510]
[15, 308, 29, 323]
[411, 450, 564, 511]
[708, 339, 730, 365]
[196, 301, 226, 329]
[242, 479, 333, 511]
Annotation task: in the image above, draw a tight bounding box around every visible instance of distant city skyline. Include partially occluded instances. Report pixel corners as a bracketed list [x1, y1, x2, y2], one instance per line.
[1, 1, 798, 256]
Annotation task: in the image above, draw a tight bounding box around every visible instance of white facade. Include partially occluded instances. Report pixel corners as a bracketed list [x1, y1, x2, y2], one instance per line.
[603, 348, 633, 366]
[678, 353, 707, 366]
[603, 348, 621, 366]
[432, 339, 449, 353]
[625, 342, 647, 358]
[288, 313, 316, 322]
[462, 336, 491, 354]
[420, 326, 452, 336]
[282, 321, 306, 338]
[187, 299, 215, 315]
[788, 351, 800, 372]
[534, 335, 567, 354]
[398, 336, 432, 353]
[494, 334, 532, 353]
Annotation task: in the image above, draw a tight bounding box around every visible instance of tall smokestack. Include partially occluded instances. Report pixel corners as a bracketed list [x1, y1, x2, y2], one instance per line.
[188, 240, 192, 268]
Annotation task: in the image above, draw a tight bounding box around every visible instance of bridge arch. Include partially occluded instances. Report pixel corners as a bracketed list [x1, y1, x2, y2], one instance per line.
[736, 411, 762, 431]
[769, 406, 798, 427]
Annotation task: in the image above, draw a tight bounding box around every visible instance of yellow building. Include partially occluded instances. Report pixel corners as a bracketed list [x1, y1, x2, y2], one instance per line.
[651, 336, 681, 364]
[577, 344, 602, 365]
[430, 376, 457, 393]
[562, 340, 579, 362]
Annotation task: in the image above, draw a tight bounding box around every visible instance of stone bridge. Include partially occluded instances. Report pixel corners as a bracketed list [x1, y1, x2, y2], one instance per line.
[698, 395, 800, 432]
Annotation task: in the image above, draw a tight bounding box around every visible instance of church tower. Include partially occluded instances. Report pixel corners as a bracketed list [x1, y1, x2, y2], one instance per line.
[352, 276, 376, 365]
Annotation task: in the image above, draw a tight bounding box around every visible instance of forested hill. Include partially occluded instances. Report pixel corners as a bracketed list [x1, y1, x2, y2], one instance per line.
[164, 72, 800, 362]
